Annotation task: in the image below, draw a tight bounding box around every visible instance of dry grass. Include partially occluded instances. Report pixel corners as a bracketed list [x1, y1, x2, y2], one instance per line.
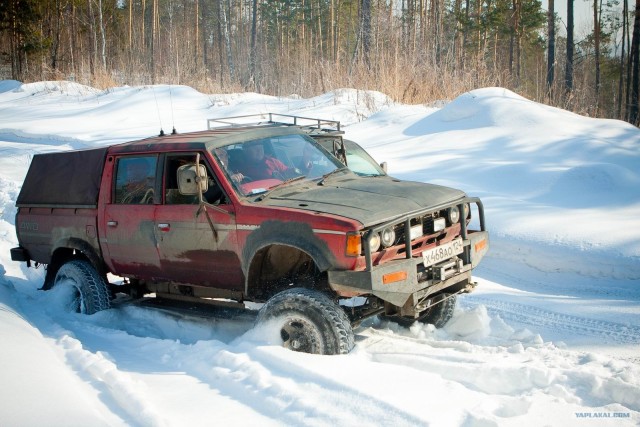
[12, 51, 630, 124]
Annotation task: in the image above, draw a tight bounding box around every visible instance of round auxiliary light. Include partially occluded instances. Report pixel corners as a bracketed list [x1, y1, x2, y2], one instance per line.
[381, 227, 396, 247]
[448, 206, 460, 224]
[368, 233, 381, 253]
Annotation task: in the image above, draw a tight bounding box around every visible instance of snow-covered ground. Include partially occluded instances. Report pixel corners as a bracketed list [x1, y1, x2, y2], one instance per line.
[0, 80, 638, 426]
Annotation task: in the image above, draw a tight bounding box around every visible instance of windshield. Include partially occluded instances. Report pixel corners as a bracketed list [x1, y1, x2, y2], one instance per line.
[212, 134, 344, 196]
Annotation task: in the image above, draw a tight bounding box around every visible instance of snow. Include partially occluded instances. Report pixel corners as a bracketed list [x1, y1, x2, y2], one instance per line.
[1, 80, 639, 426]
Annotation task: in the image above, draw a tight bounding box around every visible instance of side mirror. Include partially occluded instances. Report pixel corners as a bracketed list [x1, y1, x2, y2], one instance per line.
[380, 162, 388, 173]
[177, 164, 209, 195]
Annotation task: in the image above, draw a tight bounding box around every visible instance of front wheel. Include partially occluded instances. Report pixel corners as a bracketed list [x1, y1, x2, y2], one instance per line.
[255, 288, 354, 355]
[53, 259, 111, 314]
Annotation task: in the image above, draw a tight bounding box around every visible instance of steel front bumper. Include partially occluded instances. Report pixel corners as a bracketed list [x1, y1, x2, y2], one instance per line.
[328, 230, 489, 309]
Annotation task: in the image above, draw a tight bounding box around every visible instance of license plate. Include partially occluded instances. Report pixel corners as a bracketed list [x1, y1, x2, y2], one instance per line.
[422, 238, 464, 267]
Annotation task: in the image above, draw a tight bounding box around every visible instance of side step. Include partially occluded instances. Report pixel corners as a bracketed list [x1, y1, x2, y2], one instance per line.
[133, 295, 258, 322]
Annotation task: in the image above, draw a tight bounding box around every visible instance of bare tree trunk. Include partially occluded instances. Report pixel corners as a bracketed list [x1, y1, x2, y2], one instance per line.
[151, 0, 158, 81]
[202, 0, 209, 71]
[50, 0, 62, 70]
[593, 0, 601, 112]
[220, 0, 235, 81]
[249, 0, 258, 88]
[98, 0, 107, 70]
[509, 10, 514, 74]
[9, 0, 24, 79]
[216, 0, 225, 86]
[70, 2, 77, 77]
[626, 0, 633, 116]
[547, 0, 555, 95]
[434, 0, 441, 64]
[565, 0, 574, 96]
[88, 0, 96, 77]
[129, 0, 133, 49]
[453, 0, 462, 70]
[618, 0, 628, 118]
[362, 0, 372, 67]
[317, 0, 324, 56]
[195, 0, 200, 68]
[512, 0, 521, 84]
[330, 0, 335, 61]
[463, 0, 469, 69]
[629, 0, 640, 124]
[142, 0, 146, 52]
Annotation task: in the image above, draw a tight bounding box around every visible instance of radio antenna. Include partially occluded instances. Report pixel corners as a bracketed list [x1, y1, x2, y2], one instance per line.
[151, 86, 164, 137]
[169, 85, 177, 134]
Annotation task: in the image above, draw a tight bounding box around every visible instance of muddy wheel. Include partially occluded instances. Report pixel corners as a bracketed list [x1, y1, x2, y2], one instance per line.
[385, 293, 457, 328]
[256, 288, 354, 355]
[53, 259, 111, 314]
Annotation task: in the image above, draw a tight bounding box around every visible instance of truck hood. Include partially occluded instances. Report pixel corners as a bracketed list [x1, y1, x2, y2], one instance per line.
[261, 175, 466, 227]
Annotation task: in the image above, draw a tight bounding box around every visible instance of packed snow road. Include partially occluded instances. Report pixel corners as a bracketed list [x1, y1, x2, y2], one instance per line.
[2, 269, 639, 427]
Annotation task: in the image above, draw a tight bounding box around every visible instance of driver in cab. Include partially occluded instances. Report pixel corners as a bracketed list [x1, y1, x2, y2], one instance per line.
[239, 140, 289, 180]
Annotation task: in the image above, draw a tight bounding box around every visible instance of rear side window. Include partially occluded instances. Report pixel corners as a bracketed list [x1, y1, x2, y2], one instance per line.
[114, 156, 158, 204]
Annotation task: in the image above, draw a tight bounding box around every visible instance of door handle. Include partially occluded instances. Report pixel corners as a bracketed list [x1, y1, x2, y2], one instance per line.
[107, 221, 118, 227]
[157, 223, 170, 232]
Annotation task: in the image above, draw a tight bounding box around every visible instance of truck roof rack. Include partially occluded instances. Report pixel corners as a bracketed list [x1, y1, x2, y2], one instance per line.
[207, 113, 343, 135]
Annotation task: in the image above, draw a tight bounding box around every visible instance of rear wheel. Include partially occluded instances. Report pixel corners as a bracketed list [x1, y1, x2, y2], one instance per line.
[256, 288, 354, 355]
[385, 293, 457, 328]
[53, 259, 111, 314]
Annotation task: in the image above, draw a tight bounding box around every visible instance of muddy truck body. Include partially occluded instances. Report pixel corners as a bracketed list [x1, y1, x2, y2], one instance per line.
[11, 114, 489, 354]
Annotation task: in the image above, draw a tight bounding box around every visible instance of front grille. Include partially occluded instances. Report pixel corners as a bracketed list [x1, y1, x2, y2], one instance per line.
[360, 197, 486, 272]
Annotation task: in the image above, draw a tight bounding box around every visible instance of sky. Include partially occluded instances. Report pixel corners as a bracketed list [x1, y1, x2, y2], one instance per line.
[545, 0, 631, 41]
[0, 80, 638, 426]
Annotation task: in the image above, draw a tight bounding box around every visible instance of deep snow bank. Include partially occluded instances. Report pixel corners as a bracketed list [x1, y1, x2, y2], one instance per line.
[347, 88, 640, 280]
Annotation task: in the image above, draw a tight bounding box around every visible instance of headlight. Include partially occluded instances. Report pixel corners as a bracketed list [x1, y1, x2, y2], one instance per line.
[369, 232, 381, 252]
[448, 206, 460, 224]
[380, 227, 396, 247]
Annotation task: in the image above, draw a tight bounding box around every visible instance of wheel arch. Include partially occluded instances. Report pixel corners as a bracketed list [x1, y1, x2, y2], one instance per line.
[43, 238, 107, 290]
[246, 243, 330, 301]
[242, 221, 337, 301]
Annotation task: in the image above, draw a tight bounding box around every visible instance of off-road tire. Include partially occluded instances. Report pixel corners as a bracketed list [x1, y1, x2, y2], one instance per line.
[53, 259, 111, 314]
[256, 288, 354, 355]
[385, 293, 457, 328]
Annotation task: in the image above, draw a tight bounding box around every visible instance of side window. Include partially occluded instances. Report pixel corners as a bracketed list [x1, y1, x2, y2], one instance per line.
[164, 154, 227, 205]
[114, 156, 158, 204]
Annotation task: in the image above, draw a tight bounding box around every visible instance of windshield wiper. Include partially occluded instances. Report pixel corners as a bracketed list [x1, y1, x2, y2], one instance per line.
[256, 175, 307, 201]
[318, 167, 348, 186]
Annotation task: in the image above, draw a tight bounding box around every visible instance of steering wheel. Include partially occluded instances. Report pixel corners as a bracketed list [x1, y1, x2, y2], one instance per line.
[240, 175, 253, 183]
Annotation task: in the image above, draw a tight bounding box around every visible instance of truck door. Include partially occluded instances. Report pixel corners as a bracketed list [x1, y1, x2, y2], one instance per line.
[153, 153, 243, 290]
[102, 155, 163, 279]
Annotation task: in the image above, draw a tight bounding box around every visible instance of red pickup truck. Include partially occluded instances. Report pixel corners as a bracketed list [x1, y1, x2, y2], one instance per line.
[11, 114, 489, 354]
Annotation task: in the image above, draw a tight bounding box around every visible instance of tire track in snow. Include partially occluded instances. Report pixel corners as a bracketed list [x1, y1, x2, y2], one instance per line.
[467, 297, 640, 345]
[57, 334, 168, 427]
[158, 339, 430, 426]
[60, 310, 428, 427]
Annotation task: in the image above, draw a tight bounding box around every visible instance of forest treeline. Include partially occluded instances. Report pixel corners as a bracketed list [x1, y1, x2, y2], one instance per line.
[1, 0, 639, 125]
